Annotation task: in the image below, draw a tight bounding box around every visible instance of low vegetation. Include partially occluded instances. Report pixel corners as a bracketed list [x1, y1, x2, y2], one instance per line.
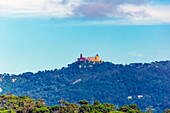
[1, 93, 167, 113]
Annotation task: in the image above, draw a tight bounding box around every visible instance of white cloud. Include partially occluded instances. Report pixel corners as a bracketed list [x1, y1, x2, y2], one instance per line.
[0, 0, 44, 17]
[119, 4, 170, 23]
[41, 0, 82, 17]
[0, 0, 170, 24]
[0, 0, 81, 17]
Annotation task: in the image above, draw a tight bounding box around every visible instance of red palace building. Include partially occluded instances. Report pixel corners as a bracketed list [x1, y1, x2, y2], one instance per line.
[77, 54, 103, 62]
[77, 54, 86, 61]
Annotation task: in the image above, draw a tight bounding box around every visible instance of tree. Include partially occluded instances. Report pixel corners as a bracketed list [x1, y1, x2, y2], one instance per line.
[164, 109, 170, 113]
[118, 104, 143, 113]
[78, 100, 89, 105]
[33, 107, 50, 113]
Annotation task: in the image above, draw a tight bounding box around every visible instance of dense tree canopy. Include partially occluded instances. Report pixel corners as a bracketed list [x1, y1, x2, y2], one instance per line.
[0, 60, 169, 113]
[0, 94, 161, 113]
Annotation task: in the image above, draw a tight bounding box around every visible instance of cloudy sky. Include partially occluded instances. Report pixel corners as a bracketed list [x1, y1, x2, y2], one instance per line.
[0, 0, 170, 74]
[1, 0, 170, 24]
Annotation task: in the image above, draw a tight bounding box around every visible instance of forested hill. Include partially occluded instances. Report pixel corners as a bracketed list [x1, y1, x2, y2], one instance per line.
[0, 60, 169, 112]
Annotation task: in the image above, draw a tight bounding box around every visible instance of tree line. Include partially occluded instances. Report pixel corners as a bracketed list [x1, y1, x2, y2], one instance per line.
[0, 93, 169, 113]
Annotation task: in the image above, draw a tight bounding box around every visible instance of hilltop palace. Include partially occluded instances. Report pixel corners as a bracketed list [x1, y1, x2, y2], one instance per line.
[77, 54, 103, 62]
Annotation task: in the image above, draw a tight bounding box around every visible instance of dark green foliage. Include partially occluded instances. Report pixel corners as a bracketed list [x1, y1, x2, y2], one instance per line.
[118, 104, 143, 113]
[78, 100, 117, 113]
[94, 101, 100, 105]
[163, 109, 170, 113]
[0, 94, 37, 113]
[0, 94, 117, 113]
[33, 107, 49, 113]
[0, 94, 169, 113]
[49, 105, 60, 111]
[0, 60, 169, 113]
[78, 100, 89, 105]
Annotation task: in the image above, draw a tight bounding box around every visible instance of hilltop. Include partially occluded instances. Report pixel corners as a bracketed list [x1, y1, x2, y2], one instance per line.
[0, 60, 169, 113]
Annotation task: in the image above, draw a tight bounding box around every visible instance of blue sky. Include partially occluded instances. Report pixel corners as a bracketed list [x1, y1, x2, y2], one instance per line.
[0, 0, 170, 74]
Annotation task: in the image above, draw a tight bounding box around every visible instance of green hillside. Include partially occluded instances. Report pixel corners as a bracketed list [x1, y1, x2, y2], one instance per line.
[0, 60, 169, 113]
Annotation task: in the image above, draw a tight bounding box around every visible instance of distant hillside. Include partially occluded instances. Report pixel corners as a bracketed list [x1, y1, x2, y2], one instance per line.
[0, 60, 169, 113]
